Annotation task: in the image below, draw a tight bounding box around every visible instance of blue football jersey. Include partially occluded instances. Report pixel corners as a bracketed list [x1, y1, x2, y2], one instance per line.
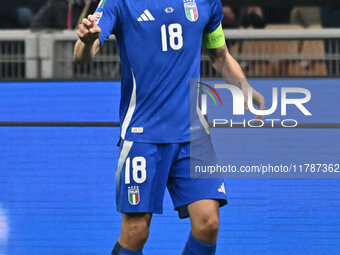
[94, 0, 223, 143]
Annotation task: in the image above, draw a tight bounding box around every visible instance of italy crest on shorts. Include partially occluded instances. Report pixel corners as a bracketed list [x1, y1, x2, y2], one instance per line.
[128, 186, 140, 205]
[183, 0, 199, 22]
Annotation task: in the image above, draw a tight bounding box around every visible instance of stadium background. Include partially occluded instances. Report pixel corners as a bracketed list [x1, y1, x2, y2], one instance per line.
[1, 0, 340, 254]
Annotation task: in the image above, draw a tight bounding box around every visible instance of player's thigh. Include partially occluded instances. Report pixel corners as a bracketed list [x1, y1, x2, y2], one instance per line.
[167, 139, 227, 218]
[168, 165, 227, 219]
[116, 140, 172, 214]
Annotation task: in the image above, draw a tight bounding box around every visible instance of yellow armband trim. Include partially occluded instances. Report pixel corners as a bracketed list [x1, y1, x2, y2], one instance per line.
[202, 24, 226, 49]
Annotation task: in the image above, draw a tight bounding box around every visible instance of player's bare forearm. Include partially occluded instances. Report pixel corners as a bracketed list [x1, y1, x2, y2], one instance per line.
[74, 39, 100, 64]
[74, 15, 101, 64]
[207, 44, 247, 88]
[208, 44, 265, 118]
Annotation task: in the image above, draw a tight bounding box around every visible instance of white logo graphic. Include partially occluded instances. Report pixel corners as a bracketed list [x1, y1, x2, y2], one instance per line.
[202, 85, 311, 117]
[218, 183, 226, 195]
[137, 9, 155, 22]
[200, 83, 312, 128]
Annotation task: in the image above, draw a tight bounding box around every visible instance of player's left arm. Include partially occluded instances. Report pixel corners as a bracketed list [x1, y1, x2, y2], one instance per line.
[203, 25, 265, 119]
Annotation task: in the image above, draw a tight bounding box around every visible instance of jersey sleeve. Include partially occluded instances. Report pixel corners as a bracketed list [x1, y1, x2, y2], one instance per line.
[203, 0, 223, 33]
[93, 0, 119, 47]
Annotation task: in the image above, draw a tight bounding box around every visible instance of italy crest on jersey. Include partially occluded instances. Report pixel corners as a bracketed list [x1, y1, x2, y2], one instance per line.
[128, 186, 140, 205]
[183, 0, 199, 22]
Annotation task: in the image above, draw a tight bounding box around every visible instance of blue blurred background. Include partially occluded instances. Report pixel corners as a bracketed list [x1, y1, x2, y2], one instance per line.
[1, 79, 340, 255]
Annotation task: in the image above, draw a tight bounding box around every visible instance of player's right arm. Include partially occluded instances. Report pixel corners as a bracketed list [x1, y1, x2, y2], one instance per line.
[74, 15, 101, 64]
[74, 0, 118, 64]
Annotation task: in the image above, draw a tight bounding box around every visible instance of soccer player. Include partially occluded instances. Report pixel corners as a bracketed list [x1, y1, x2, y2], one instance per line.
[74, 0, 265, 254]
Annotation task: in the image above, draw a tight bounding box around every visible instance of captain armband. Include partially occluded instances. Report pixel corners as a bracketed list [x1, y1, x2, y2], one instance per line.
[202, 24, 226, 49]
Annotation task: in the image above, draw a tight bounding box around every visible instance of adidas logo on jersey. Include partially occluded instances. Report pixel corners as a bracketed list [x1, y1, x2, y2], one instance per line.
[137, 9, 155, 22]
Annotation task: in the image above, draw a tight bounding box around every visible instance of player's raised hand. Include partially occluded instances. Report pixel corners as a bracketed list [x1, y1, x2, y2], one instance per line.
[77, 15, 101, 45]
